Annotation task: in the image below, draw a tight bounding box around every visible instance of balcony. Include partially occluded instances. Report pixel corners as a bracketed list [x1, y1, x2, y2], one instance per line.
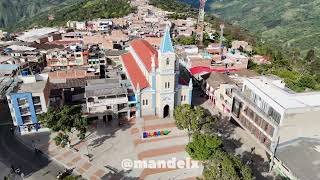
[22, 116, 32, 124]
[35, 105, 43, 114]
[20, 108, 31, 116]
[18, 99, 28, 106]
[32, 97, 41, 105]
[118, 103, 128, 112]
[233, 90, 279, 126]
[88, 97, 128, 107]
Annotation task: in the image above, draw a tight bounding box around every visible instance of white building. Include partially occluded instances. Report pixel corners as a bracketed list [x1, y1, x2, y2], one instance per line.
[120, 28, 193, 118]
[85, 78, 129, 121]
[230, 75, 320, 178]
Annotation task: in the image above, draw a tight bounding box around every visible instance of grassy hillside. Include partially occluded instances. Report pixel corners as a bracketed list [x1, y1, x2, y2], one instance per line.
[154, 0, 320, 92]
[0, 0, 80, 29]
[8, 0, 135, 31]
[180, 0, 320, 55]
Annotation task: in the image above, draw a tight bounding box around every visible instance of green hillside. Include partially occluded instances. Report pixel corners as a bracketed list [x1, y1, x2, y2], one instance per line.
[5, 0, 135, 32]
[0, 0, 80, 29]
[180, 0, 320, 55]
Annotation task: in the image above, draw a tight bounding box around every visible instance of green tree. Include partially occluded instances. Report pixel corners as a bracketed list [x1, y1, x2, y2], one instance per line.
[174, 105, 215, 141]
[186, 132, 222, 161]
[305, 49, 316, 64]
[38, 105, 90, 147]
[203, 151, 253, 180]
[174, 104, 194, 141]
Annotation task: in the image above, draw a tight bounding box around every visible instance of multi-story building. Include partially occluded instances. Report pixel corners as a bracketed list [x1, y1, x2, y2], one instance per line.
[202, 72, 236, 114]
[85, 78, 129, 121]
[46, 47, 88, 69]
[7, 74, 50, 134]
[230, 76, 320, 175]
[120, 27, 193, 118]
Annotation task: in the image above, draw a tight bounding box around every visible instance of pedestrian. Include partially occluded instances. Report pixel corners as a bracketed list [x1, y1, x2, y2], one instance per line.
[251, 147, 255, 153]
[10, 165, 14, 173]
[9, 127, 14, 135]
[20, 173, 24, 179]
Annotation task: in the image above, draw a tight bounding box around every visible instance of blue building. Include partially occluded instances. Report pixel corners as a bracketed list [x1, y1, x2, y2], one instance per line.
[7, 74, 50, 134]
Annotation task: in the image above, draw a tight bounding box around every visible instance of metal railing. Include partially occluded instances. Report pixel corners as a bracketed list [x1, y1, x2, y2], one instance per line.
[233, 89, 279, 126]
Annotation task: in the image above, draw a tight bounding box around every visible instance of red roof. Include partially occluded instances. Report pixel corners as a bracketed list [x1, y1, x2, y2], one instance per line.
[121, 53, 150, 90]
[131, 39, 158, 72]
[190, 66, 238, 75]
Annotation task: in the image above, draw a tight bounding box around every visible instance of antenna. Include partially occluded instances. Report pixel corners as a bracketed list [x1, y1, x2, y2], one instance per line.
[196, 0, 207, 47]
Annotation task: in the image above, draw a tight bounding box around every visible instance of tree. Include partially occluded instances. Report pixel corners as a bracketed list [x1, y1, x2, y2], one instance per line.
[174, 104, 194, 141]
[174, 105, 215, 141]
[38, 105, 90, 147]
[203, 151, 253, 180]
[186, 132, 222, 161]
[305, 49, 316, 64]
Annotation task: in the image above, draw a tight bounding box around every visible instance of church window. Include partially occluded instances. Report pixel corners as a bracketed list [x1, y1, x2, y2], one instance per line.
[142, 100, 145, 105]
[166, 58, 170, 65]
[146, 99, 148, 105]
[165, 82, 170, 89]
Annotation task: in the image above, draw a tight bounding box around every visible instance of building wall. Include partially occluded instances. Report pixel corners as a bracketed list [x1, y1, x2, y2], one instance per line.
[242, 79, 285, 116]
[231, 95, 278, 154]
[279, 108, 320, 144]
[140, 90, 153, 116]
[214, 84, 234, 114]
[176, 86, 191, 105]
[156, 51, 176, 118]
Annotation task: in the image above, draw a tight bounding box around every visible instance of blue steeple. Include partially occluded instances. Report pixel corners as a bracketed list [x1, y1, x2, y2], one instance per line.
[160, 27, 174, 53]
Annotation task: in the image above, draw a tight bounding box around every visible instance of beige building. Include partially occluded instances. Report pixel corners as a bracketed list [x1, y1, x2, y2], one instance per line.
[202, 72, 236, 115]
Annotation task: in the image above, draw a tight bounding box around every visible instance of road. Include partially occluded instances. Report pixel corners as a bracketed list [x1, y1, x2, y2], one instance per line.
[0, 102, 65, 180]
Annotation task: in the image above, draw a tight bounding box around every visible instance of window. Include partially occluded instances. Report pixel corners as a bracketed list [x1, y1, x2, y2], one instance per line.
[142, 100, 145, 105]
[146, 99, 148, 105]
[107, 106, 112, 110]
[181, 96, 183, 101]
[98, 96, 106, 100]
[231, 98, 242, 118]
[165, 82, 170, 89]
[166, 58, 170, 65]
[87, 98, 94, 102]
[32, 96, 41, 104]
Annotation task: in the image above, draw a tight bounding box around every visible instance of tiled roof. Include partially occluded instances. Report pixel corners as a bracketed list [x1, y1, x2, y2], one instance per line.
[121, 52, 150, 90]
[131, 39, 158, 72]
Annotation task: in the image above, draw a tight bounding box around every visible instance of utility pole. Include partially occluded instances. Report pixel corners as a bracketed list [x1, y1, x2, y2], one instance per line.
[196, 0, 207, 47]
[219, 23, 225, 61]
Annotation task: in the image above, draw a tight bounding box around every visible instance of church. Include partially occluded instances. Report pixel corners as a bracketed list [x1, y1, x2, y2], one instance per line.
[120, 28, 193, 118]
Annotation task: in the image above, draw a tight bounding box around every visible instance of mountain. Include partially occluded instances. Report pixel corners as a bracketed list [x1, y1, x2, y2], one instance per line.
[179, 0, 320, 54]
[0, 0, 80, 29]
[6, 0, 135, 32]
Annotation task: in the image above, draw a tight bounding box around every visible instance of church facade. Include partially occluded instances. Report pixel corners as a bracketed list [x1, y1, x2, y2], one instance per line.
[120, 28, 193, 118]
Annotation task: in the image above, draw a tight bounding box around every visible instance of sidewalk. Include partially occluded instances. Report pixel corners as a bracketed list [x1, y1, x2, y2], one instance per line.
[16, 118, 138, 180]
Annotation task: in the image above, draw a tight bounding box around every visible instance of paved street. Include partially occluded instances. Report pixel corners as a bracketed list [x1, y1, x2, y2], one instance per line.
[0, 103, 65, 180]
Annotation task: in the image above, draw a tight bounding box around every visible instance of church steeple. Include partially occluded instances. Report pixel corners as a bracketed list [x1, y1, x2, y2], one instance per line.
[160, 26, 174, 54]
